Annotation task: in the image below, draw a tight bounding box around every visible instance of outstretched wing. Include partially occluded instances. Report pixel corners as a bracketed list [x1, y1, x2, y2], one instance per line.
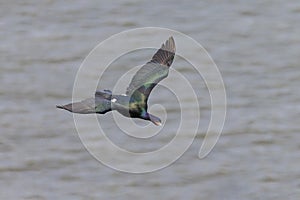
[126, 37, 176, 106]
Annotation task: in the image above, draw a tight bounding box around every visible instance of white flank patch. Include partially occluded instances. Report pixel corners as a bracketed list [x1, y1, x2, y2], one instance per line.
[111, 98, 117, 102]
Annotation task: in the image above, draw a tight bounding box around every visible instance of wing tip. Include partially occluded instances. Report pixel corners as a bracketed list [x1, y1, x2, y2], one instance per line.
[168, 36, 175, 44]
[162, 36, 176, 53]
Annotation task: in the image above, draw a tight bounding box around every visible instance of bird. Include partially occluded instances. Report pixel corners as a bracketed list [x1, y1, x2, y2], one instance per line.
[57, 37, 176, 126]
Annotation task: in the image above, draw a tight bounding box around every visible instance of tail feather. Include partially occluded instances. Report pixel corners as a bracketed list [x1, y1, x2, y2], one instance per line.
[57, 96, 111, 114]
[56, 98, 97, 114]
[57, 89, 113, 114]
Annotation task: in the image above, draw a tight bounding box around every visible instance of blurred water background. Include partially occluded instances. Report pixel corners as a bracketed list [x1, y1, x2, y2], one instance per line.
[1, 0, 300, 199]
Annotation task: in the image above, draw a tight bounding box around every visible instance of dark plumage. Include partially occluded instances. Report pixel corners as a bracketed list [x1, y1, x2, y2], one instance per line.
[57, 37, 176, 126]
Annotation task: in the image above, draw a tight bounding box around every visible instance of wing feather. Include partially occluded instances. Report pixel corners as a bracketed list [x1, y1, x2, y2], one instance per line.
[126, 37, 176, 105]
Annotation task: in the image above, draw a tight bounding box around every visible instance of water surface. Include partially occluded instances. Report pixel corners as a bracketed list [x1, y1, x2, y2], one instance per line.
[1, 0, 300, 199]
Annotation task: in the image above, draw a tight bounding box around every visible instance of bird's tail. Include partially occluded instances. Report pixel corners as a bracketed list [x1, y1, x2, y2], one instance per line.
[57, 90, 113, 114]
[56, 98, 98, 114]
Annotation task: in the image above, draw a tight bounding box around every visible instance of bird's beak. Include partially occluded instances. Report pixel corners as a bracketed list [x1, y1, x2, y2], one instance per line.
[149, 114, 162, 126]
[153, 121, 162, 126]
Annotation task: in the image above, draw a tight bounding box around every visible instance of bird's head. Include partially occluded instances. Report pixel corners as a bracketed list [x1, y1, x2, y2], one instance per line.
[147, 113, 162, 126]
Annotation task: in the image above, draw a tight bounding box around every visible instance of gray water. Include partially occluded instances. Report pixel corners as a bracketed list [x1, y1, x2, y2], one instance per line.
[1, 0, 300, 199]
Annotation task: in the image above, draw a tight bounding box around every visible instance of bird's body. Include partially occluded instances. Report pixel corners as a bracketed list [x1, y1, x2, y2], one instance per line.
[57, 37, 176, 126]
